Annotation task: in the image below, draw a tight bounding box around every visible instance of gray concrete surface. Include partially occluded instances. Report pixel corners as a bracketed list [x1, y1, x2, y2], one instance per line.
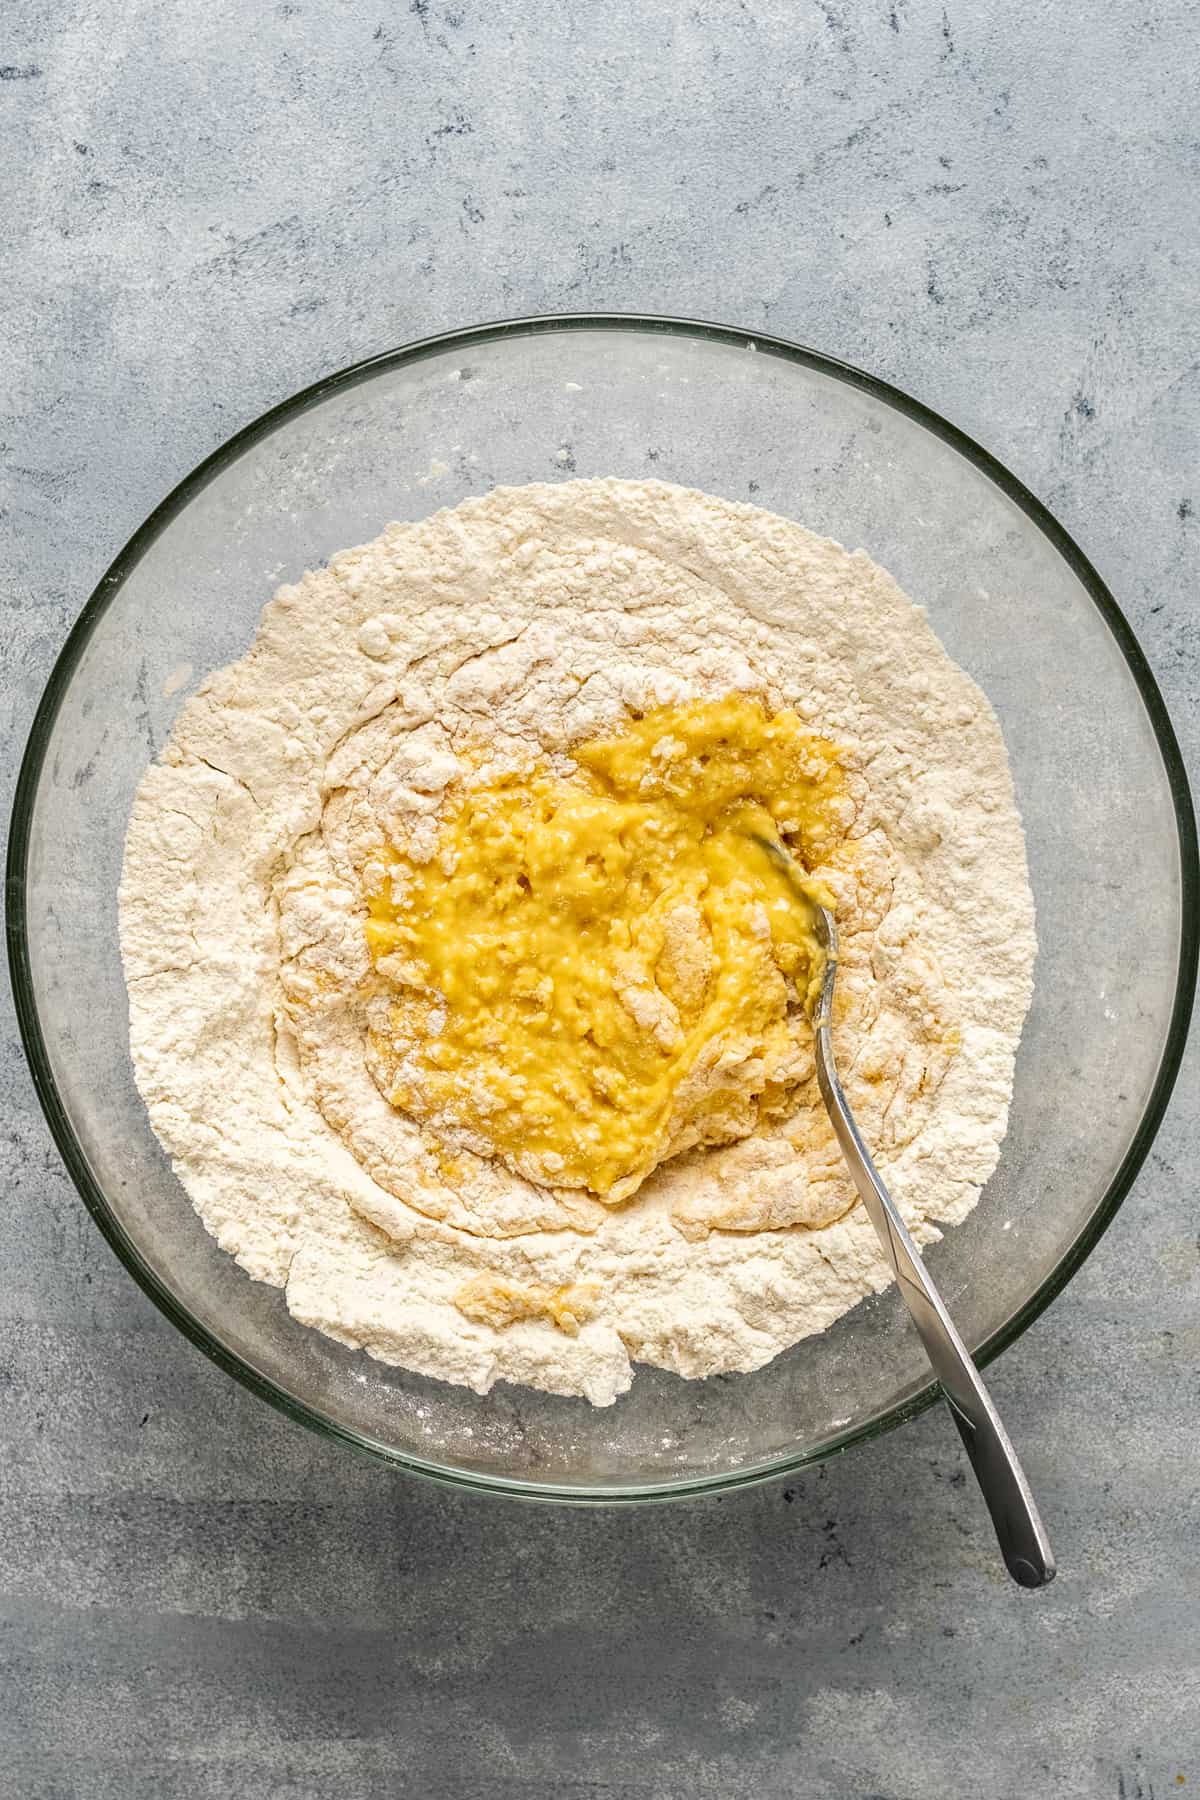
[3, 2, 1198, 1795]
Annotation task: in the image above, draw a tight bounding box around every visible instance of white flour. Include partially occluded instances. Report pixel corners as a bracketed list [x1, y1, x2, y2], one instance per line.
[119, 479, 1035, 1406]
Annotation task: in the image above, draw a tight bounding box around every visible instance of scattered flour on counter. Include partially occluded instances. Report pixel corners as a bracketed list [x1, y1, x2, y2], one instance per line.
[119, 479, 1035, 1406]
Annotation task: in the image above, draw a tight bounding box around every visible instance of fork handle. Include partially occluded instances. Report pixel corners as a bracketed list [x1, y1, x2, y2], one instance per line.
[815, 1026, 1056, 1589]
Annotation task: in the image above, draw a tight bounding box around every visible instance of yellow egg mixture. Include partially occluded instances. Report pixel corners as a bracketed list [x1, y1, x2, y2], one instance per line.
[364, 696, 849, 1200]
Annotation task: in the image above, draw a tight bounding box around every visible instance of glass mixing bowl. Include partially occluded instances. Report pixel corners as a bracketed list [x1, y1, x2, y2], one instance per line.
[8, 316, 1196, 1499]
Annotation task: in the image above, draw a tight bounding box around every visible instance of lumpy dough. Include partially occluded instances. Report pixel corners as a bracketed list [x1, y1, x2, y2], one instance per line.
[119, 479, 1035, 1406]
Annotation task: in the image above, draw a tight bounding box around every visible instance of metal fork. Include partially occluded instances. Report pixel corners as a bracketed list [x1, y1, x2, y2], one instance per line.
[759, 835, 1055, 1588]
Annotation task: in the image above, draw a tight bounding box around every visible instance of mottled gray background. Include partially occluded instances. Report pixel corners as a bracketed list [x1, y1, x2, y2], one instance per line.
[3, 2, 1198, 1795]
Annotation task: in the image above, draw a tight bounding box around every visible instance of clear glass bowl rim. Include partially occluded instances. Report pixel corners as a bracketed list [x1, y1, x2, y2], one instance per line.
[7, 312, 1197, 1503]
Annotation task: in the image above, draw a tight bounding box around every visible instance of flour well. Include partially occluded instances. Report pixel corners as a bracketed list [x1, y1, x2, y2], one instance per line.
[119, 479, 1035, 1406]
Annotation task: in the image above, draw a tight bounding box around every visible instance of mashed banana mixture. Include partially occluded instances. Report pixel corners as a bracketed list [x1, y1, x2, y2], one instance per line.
[120, 479, 1035, 1405]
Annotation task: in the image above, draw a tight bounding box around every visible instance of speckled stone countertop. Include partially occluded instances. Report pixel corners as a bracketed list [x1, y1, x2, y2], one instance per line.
[3, 4, 1198, 1796]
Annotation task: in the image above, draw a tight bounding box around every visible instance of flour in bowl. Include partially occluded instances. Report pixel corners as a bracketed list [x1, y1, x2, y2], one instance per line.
[119, 479, 1035, 1405]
